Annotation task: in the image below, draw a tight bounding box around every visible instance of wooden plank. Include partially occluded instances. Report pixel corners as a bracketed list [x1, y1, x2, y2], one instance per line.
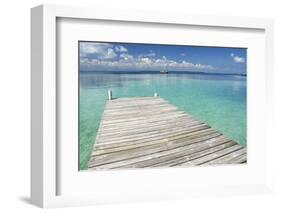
[96, 124, 209, 145]
[98, 116, 196, 135]
[94, 126, 212, 148]
[99, 116, 198, 133]
[103, 106, 180, 117]
[176, 145, 243, 166]
[227, 153, 247, 164]
[112, 139, 236, 169]
[97, 120, 204, 142]
[201, 148, 247, 165]
[89, 134, 229, 168]
[150, 141, 237, 167]
[93, 131, 221, 155]
[87, 96, 246, 169]
[100, 111, 187, 125]
[89, 136, 232, 169]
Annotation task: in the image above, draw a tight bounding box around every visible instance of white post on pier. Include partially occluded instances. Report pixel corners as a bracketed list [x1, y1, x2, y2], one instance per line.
[154, 92, 158, 97]
[108, 90, 112, 100]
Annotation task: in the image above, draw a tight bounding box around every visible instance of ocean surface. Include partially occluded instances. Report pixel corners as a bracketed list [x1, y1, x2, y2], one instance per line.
[79, 71, 247, 170]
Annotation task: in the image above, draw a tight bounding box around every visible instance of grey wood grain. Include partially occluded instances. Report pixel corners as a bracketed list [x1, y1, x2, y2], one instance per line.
[87, 97, 247, 170]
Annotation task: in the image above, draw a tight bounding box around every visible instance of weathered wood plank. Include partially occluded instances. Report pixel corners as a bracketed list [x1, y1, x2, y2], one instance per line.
[111, 139, 236, 169]
[150, 141, 237, 167]
[95, 125, 211, 147]
[96, 124, 208, 145]
[89, 134, 229, 168]
[87, 96, 246, 169]
[176, 145, 243, 166]
[89, 136, 232, 169]
[93, 132, 221, 155]
[101, 111, 187, 125]
[227, 153, 247, 164]
[97, 121, 204, 142]
[98, 116, 196, 135]
[201, 148, 247, 165]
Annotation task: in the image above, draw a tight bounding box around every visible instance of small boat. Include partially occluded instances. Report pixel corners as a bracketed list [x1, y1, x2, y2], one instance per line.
[160, 62, 168, 74]
[160, 70, 168, 74]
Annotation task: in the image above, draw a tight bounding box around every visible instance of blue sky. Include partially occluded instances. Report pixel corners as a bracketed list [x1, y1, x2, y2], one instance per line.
[80, 41, 247, 74]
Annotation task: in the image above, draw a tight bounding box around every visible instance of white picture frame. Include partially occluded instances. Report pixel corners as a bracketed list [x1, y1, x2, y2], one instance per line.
[31, 4, 274, 208]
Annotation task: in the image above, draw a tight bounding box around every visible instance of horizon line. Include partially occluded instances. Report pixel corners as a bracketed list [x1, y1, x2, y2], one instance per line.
[80, 70, 247, 76]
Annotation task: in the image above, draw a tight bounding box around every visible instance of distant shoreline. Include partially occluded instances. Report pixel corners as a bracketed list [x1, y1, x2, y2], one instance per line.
[80, 70, 247, 77]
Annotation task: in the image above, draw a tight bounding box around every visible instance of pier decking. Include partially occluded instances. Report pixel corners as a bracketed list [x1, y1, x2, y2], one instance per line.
[88, 96, 246, 170]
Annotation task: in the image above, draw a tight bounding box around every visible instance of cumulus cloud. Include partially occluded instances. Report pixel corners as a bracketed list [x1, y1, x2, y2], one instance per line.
[80, 42, 215, 71]
[230, 53, 245, 63]
[81, 54, 215, 71]
[80, 42, 117, 59]
[115, 45, 128, 52]
[119, 53, 134, 60]
[233, 56, 245, 63]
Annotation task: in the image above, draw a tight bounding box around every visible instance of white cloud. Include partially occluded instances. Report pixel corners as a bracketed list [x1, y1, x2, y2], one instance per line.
[119, 53, 134, 61]
[230, 53, 245, 63]
[115, 45, 128, 52]
[80, 42, 215, 71]
[81, 55, 215, 71]
[140, 57, 152, 64]
[80, 42, 117, 59]
[181, 53, 186, 56]
[233, 56, 245, 63]
[102, 48, 117, 59]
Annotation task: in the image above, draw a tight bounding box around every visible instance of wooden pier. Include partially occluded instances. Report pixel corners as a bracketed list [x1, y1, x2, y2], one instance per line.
[88, 95, 246, 170]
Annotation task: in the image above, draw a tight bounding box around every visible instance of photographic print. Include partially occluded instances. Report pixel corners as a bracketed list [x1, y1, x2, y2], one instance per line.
[79, 41, 247, 171]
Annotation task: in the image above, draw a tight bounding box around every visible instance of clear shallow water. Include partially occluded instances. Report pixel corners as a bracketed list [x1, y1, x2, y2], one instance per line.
[79, 72, 247, 170]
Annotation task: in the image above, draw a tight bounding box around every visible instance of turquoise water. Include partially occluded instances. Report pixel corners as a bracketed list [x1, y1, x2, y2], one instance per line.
[79, 72, 247, 170]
